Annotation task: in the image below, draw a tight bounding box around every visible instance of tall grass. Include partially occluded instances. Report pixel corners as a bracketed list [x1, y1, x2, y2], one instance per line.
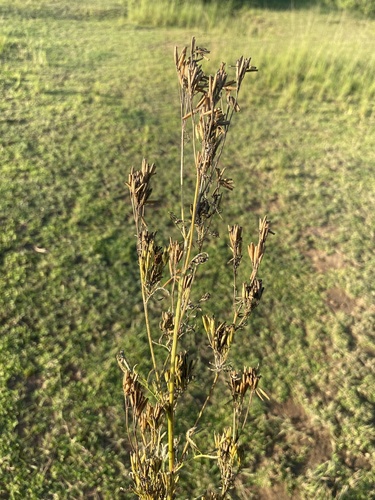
[127, 0, 237, 28]
[204, 8, 375, 117]
[126, 0, 375, 29]
[126, 3, 375, 116]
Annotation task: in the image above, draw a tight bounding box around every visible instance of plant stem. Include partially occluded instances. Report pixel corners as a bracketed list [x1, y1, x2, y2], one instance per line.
[166, 275, 183, 497]
[180, 113, 186, 239]
[139, 269, 160, 387]
[181, 371, 219, 460]
[232, 408, 237, 442]
[167, 131, 201, 492]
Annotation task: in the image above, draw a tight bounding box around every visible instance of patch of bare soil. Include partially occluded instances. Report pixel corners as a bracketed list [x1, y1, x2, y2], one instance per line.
[271, 399, 333, 469]
[340, 447, 372, 472]
[303, 224, 347, 274]
[326, 286, 359, 315]
[252, 398, 333, 500]
[305, 248, 346, 273]
[256, 481, 299, 500]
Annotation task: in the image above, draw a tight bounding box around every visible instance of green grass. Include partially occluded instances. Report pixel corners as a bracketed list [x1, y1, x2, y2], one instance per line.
[1, 0, 374, 498]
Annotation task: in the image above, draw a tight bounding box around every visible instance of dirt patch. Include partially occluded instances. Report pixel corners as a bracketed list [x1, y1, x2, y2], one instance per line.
[305, 225, 337, 240]
[305, 427, 333, 469]
[65, 362, 85, 382]
[326, 287, 358, 315]
[272, 398, 306, 422]
[256, 482, 299, 500]
[303, 224, 347, 274]
[250, 398, 333, 500]
[305, 248, 346, 273]
[340, 448, 372, 472]
[13, 372, 46, 444]
[271, 398, 333, 468]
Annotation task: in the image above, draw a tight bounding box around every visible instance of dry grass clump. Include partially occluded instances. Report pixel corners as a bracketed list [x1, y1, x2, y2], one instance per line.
[120, 37, 273, 499]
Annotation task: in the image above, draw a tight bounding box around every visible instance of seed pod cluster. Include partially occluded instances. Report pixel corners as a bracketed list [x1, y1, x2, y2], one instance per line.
[164, 351, 195, 396]
[228, 224, 243, 271]
[130, 451, 170, 500]
[214, 427, 240, 494]
[248, 216, 274, 283]
[203, 315, 235, 370]
[228, 366, 269, 407]
[126, 159, 156, 227]
[138, 230, 169, 291]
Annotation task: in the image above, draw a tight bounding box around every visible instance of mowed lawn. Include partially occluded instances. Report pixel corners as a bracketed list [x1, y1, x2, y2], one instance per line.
[0, 1, 374, 498]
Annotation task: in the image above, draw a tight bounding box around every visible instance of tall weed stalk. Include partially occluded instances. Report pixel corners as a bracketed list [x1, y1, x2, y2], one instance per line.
[119, 38, 273, 499]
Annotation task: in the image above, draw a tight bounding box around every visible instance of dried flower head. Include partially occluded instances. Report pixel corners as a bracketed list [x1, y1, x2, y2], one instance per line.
[126, 159, 156, 227]
[165, 351, 195, 395]
[160, 310, 174, 337]
[130, 450, 170, 500]
[228, 224, 243, 271]
[139, 401, 165, 436]
[138, 230, 169, 291]
[228, 366, 269, 407]
[203, 315, 235, 370]
[168, 238, 184, 279]
[214, 427, 240, 493]
[248, 216, 274, 282]
[241, 278, 264, 313]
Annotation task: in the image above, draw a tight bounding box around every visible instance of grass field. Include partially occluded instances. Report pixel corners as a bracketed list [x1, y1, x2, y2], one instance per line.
[1, 1, 374, 498]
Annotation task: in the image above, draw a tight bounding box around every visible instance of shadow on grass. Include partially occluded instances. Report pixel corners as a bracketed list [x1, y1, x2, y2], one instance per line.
[0, 4, 126, 22]
[214, 0, 318, 11]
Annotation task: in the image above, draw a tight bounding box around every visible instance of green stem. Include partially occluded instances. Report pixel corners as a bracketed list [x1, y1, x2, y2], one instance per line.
[180, 106, 186, 238]
[232, 409, 236, 442]
[166, 273, 185, 499]
[140, 270, 160, 387]
[167, 147, 201, 496]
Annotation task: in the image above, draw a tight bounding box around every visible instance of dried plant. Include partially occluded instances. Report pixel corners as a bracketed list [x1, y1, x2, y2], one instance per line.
[120, 38, 274, 499]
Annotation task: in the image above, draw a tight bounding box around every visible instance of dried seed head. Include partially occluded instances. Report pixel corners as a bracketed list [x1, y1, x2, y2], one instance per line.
[203, 316, 235, 370]
[175, 37, 208, 96]
[126, 159, 156, 226]
[159, 310, 174, 335]
[235, 56, 258, 91]
[227, 94, 240, 112]
[117, 349, 131, 372]
[248, 216, 273, 282]
[211, 63, 227, 106]
[138, 230, 169, 291]
[122, 369, 148, 419]
[228, 224, 243, 270]
[139, 401, 165, 435]
[168, 238, 184, 278]
[130, 450, 171, 499]
[190, 252, 209, 266]
[195, 45, 210, 60]
[199, 292, 211, 303]
[241, 279, 264, 313]
[214, 427, 240, 493]
[228, 366, 269, 406]
[218, 174, 234, 191]
[164, 351, 195, 395]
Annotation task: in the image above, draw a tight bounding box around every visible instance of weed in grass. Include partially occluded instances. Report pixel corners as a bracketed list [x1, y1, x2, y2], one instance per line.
[120, 38, 273, 499]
